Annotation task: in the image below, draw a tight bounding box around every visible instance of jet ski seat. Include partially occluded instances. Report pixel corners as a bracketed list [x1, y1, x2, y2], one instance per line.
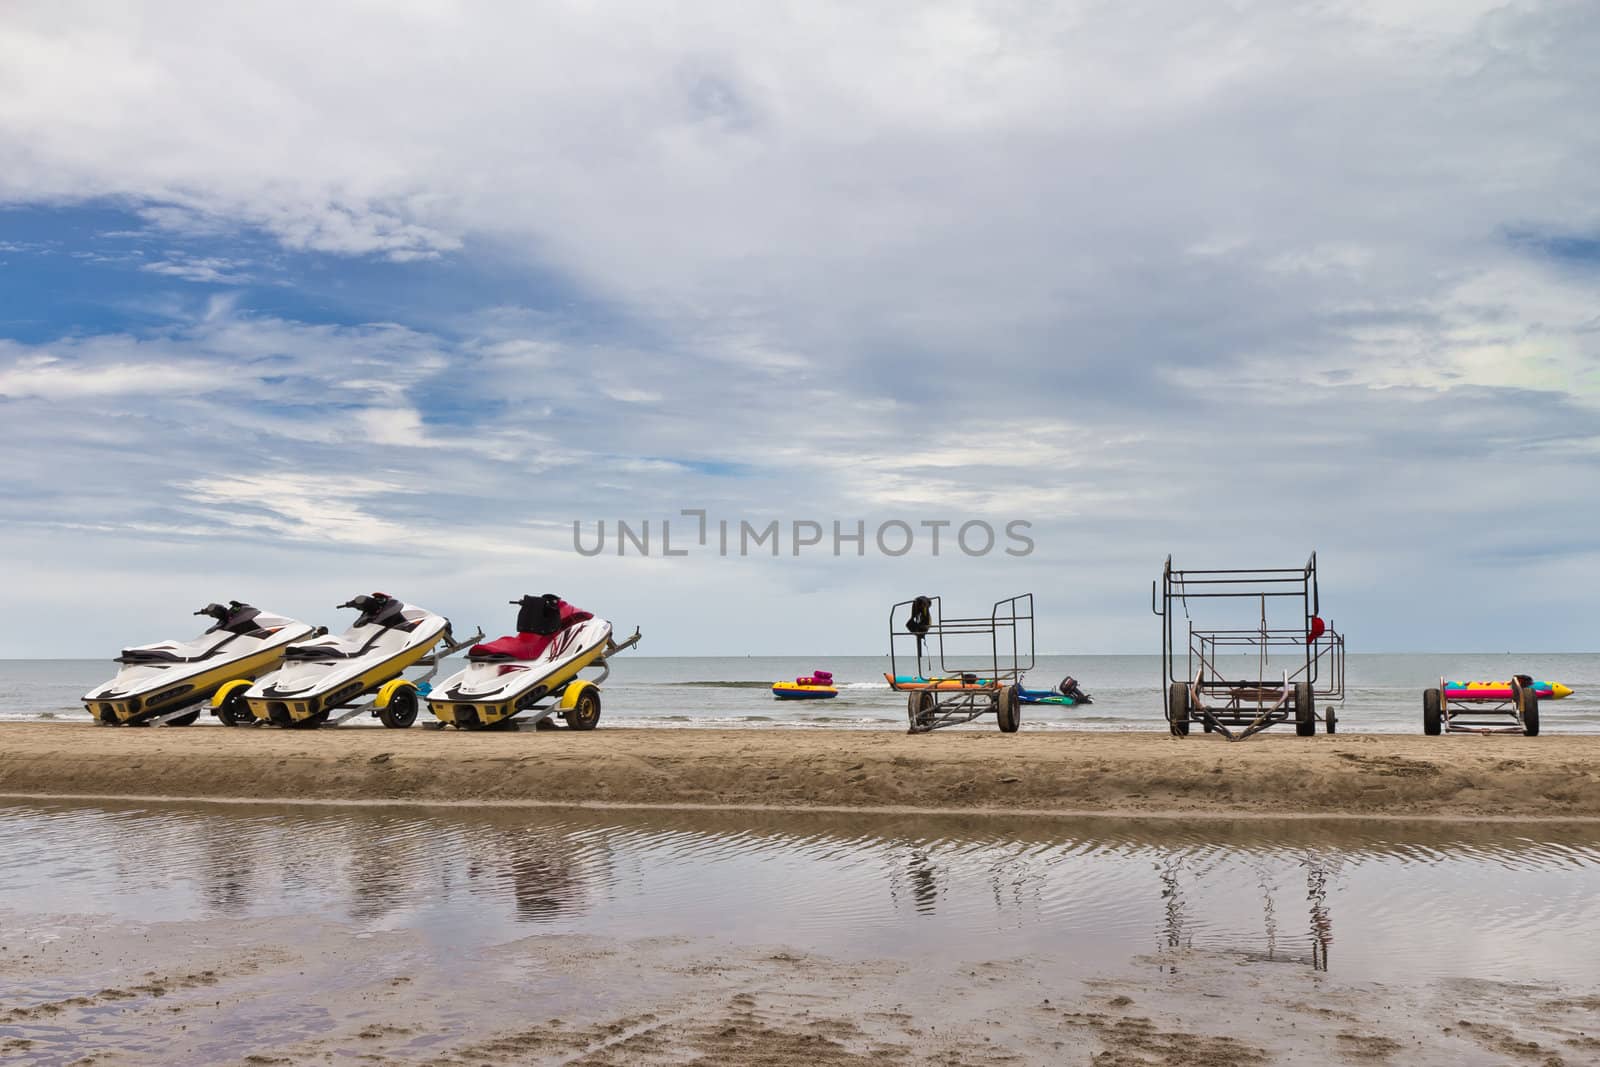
[471, 595, 594, 662]
[118, 634, 242, 665]
[284, 594, 424, 661]
[116, 602, 270, 664]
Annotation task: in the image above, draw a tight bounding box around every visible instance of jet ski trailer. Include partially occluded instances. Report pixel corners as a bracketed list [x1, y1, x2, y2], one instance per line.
[83, 602, 316, 726]
[426, 594, 642, 730]
[237, 593, 480, 729]
[1153, 553, 1345, 741]
[886, 593, 1035, 733]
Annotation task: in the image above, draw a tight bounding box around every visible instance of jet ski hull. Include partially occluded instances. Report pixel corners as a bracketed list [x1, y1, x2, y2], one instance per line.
[428, 618, 612, 728]
[83, 621, 314, 724]
[245, 615, 448, 725]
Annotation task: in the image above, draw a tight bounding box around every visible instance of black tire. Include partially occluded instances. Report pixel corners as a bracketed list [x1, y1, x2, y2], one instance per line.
[1423, 688, 1442, 735]
[378, 687, 418, 729]
[1167, 682, 1190, 737]
[996, 686, 1021, 733]
[1295, 682, 1316, 737]
[563, 687, 602, 731]
[1325, 707, 1337, 735]
[216, 689, 255, 727]
[1521, 688, 1540, 737]
[907, 691, 935, 733]
[167, 709, 201, 727]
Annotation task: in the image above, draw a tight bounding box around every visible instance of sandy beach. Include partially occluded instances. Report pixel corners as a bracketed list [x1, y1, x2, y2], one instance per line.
[2, 722, 1598, 819]
[5, 727, 1600, 1064]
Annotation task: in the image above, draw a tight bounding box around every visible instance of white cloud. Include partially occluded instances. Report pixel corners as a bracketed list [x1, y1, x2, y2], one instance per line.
[140, 255, 253, 284]
[0, 351, 228, 398]
[1, 1, 1598, 652]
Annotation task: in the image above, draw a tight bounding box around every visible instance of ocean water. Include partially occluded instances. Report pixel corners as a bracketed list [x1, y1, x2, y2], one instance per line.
[4, 652, 1598, 733]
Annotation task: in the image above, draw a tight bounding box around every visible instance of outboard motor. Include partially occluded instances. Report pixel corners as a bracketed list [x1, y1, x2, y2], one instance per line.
[1060, 676, 1092, 705]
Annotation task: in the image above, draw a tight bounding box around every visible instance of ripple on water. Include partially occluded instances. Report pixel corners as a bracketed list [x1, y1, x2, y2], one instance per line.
[0, 801, 1598, 985]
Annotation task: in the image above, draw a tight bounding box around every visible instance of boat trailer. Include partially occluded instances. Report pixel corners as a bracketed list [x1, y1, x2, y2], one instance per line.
[886, 593, 1034, 734]
[1154, 553, 1344, 741]
[1423, 676, 1539, 736]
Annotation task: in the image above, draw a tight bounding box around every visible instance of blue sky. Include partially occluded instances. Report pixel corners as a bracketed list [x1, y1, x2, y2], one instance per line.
[2, 0, 1598, 656]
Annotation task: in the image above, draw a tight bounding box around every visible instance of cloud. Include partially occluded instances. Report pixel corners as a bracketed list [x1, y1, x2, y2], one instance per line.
[140, 255, 254, 284]
[0, 1, 1598, 652]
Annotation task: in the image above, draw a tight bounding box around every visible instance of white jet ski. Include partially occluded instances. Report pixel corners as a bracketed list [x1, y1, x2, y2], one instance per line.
[83, 602, 315, 726]
[244, 593, 450, 728]
[427, 594, 629, 730]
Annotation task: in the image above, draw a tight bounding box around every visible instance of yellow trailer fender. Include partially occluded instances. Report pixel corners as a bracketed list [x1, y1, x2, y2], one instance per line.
[375, 677, 418, 709]
[210, 678, 254, 709]
[558, 679, 596, 710]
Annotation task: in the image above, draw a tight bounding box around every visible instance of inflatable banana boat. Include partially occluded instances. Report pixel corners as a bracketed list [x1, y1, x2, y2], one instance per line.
[1444, 680, 1572, 701]
[773, 670, 837, 700]
[885, 674, 995, 691]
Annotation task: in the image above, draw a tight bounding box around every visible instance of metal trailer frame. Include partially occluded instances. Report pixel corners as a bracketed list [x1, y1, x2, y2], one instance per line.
[887, 594, 1034, 734]
[438, 628, 644, 731]
[1153, 553, 1341, 741]
[1422, 676, 1539, 737]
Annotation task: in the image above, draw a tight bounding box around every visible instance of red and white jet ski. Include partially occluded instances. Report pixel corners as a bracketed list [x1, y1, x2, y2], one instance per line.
[426, 594, 638, 730]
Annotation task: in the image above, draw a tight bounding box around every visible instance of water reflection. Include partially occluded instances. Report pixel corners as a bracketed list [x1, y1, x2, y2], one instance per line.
[1154, 848, 1339, 972]
[0, 801, 1597, 985]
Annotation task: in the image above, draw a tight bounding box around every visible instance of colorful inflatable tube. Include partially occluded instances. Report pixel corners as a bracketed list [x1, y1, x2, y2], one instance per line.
[1443, 680, 1572, 701]
[771, 681, 837, 700]
[773, 670, 838, 700]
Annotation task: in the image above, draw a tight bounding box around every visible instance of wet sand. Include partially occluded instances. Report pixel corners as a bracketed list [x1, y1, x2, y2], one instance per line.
[4, 910, 1597, 1065]
[2, 722, 1599, 819]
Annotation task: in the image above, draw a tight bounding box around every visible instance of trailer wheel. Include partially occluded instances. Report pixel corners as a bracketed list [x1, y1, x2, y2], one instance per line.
[997, 686, 1021, 733]
[379, 687, 418, 729]
[167, 710, 201, 727]
[907, 691, 934, 733]
[217, 689, 255, 727]
[564, 687, 602, 731]
[1295, 683, 1316, 737]
[1168, 683, 1190, 737]
[1423, 689, 1442, 735]
[1521, 688, 1540, 737]
[1325, 706, 1337, 735]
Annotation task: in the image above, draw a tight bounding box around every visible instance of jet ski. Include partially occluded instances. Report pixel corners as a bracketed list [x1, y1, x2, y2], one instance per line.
[244, 593, 450, 728]
[1018, 676, 1093, 707]
[83, 602, 315, 726]
[427, 594, 632, 730]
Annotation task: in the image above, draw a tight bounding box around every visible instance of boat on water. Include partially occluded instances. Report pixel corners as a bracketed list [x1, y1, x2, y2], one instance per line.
[773, 670, 838, 700]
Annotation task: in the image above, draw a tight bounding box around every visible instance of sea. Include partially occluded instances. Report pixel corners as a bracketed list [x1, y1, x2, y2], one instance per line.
[6, 652, 1598, 733]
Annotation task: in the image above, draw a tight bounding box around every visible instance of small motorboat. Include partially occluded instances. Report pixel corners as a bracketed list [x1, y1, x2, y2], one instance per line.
[773, 670, 838, 700]
[1018, 675, 1093, 707]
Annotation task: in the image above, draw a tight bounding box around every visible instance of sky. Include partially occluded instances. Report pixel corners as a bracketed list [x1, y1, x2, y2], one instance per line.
[1, 0, 1598, 657]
